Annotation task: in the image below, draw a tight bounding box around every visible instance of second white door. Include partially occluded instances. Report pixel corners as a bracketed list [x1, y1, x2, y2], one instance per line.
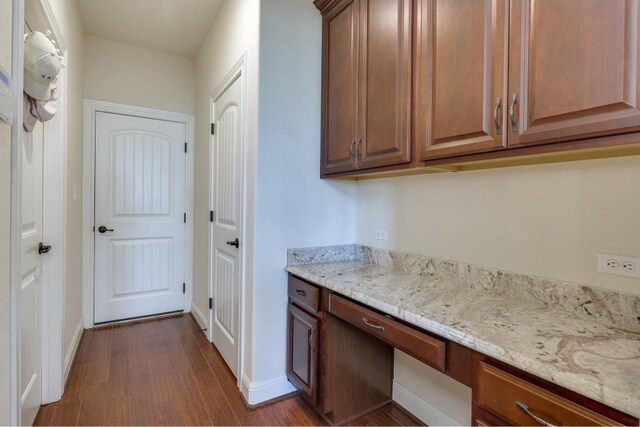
[20, 122, 44, 426]
[210, 75, 243, 377]
[94, 112, 187, 324]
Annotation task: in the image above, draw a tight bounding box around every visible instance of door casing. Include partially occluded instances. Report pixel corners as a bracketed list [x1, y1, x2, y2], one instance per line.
[208, 54, 248, 390]
[82, 99, 195, 328]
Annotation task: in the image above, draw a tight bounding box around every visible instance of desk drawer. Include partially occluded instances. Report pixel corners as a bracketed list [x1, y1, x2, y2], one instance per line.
[327, 293, 446, 371]
[476, 362, 620, 426]
[288, 275, 320, 314]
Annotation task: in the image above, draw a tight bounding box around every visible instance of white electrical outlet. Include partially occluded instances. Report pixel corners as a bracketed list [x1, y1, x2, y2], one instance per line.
[374, 229, 388, 241]
[597, 253, 640, 279]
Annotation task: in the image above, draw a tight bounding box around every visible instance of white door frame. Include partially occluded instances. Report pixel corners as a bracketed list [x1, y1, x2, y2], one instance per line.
[208, 54, 248, 389]
[10, 0, 68, 422]
[9, 1, 25, 425]
[82, 100, 195, 328]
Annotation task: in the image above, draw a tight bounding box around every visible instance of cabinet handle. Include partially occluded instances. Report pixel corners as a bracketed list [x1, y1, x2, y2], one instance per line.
[308, 329, 315, 350]
[362, 317, 385, 332]
[295, 289, 307, 297]
[356, 138, 362, 159]
[350, 138, 356, 160]
[493, 97, 502, 135]
[509, 93, 518, 132]
[515, 401, 557, 427]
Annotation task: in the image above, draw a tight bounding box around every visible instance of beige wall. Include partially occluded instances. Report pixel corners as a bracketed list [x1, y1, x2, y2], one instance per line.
[394, 350, 471, 425]
[84, 35, 195, 114]
[0, 122, 11, 425]
[356, 155, 640, 295]
[252, 0, 356, 389]
[48, 0, 84, 364]
[356, 155, 640, 423]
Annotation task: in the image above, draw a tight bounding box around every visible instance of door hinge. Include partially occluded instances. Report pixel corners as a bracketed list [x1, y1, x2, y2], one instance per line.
[184, 212, 187, 223]
[210, 210, 215, 222]
[184, 142, 188, 153]
[209, 298, 213, 310]
[211, 123, 215, 135]
[183, 283, 186, 294]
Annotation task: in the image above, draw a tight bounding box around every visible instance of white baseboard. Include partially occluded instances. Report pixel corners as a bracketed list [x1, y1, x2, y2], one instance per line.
[393, 380, 461, 426]
[240, 374, 296, 406]
[64, 317, 84, 384]
[191, 302, 207, 331]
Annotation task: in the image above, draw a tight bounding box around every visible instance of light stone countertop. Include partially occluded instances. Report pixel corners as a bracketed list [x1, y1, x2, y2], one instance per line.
[285, 259, 640, 420]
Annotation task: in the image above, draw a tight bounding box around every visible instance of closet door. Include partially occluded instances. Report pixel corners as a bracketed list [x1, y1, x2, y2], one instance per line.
[415, 0, 509, 160]
[320, 0, 359, 175]
[508, 0, 640, 148]
[356, 0, 412, 169]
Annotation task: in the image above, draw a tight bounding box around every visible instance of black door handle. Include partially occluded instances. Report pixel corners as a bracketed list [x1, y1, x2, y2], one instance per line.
[38, 242, 52, 254]
[226, 238, 239, 248]
[98, 225, 114, 234]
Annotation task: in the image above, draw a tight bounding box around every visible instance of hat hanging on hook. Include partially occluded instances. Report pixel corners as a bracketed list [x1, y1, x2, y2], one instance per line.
[24, 31, 63, 101]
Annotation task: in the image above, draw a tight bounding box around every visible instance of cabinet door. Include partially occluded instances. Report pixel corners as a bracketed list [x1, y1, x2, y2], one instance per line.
[415, 0, 509, 160]
[321, 0, 359, 175]
[356, 0, 412, 169]
[508, 0, 640, 148]
[287, 303, 319, 404]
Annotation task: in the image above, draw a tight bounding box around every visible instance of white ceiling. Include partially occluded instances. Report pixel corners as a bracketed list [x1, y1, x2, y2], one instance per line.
[78, 0, 224, 58]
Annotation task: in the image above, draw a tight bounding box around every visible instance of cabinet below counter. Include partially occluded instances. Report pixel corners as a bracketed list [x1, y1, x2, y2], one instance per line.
[284, 256, 640, 426]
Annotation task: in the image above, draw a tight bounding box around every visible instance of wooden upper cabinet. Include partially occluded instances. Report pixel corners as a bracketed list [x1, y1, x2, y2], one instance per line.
[508, 0, 640, 148]
[319, 0, 412, 175]
[321, 0, 358, 175]
[356, 0, 412, 169]
[415, 0, 509, 160]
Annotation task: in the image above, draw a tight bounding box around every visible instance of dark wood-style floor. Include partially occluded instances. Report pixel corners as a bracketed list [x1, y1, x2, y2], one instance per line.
[34, 314, 422, 426]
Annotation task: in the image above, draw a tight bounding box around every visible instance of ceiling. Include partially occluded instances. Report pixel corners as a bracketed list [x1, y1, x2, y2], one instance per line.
[78, 0, 224, 58]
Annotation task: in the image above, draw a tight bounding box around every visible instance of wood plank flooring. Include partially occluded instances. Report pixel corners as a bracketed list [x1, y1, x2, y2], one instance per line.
[34, 314, 422, 426]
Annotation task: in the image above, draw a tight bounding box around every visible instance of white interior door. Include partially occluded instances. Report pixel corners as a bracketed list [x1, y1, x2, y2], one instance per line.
[94, 112, 186, 324]
[20, 121, 44, 426]
[210, 75, 243, 377]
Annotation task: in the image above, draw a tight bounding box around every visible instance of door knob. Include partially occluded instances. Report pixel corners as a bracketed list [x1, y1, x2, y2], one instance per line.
[226, 238, 239, 248]
[98, 225, 114, 234]
[38, 242, 52, 254]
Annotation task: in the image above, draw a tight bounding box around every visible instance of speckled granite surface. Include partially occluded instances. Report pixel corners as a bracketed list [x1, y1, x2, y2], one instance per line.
[285, 245, 640, 419]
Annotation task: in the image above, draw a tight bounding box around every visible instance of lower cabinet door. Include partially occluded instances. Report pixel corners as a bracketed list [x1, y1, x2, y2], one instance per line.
[287, 303, 319, 404]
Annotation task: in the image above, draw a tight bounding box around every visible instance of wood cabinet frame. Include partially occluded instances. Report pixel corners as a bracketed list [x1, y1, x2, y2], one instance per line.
[316, 0, 640, 180]
[319, 0, 413, 177]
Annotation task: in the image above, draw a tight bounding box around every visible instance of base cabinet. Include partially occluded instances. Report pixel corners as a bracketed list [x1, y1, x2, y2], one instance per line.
[472, 360, 637, 426]
[286, 274, 639, 426]
[287, 303, 319, 405]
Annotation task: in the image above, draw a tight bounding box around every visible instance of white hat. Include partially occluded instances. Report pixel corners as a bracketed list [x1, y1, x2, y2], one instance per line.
[24, 32, 62, 101]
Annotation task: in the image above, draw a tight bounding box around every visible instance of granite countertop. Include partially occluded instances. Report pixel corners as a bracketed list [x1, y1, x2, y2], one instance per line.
[285, 254, 640, 419]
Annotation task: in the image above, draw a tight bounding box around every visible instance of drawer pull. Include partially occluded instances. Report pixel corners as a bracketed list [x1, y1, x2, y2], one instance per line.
[295, 289, 307, 297]
[362, 317, 385, 332]
[516, 401, 558, 427]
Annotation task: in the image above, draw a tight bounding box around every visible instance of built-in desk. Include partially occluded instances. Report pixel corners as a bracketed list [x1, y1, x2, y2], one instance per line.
[286, 274, 639, 426]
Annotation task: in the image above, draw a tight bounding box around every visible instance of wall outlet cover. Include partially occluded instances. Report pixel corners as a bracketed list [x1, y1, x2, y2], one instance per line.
[597, 253, 640, 279]
[374, 229, 389, 241]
